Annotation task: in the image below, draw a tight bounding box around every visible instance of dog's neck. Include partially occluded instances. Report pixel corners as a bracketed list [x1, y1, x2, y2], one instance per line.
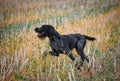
[48, 35, 64, 47]
[48, 31, 61, 42]
[48, 30, 61, 40]
[48, 35, 59, 41]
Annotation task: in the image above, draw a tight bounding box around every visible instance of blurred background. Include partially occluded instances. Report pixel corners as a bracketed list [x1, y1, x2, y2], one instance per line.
[0, 0, 120, 81]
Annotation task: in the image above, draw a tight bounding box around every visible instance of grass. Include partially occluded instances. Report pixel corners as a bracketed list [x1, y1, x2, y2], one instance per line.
[0, 0, 120, 81]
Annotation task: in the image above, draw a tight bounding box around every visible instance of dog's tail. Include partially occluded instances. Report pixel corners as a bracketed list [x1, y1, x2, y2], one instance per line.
[84, 35, 96, 41]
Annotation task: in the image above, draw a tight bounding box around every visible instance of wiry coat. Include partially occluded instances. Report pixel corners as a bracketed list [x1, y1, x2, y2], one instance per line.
[35, 25, 96, 69]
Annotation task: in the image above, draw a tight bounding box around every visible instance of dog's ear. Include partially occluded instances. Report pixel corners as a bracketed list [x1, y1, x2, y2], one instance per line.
[48, 26, 64, 46]
[49, 26, 60, 38]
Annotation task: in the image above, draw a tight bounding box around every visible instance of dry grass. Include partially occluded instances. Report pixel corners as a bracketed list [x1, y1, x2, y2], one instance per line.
[0, 0, 120, 81]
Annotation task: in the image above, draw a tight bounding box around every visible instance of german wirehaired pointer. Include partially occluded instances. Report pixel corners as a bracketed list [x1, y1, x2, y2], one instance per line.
[35, 25, 96, 69]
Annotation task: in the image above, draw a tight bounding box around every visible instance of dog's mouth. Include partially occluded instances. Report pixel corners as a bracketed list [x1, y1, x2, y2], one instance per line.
[37, 32, 46, 37]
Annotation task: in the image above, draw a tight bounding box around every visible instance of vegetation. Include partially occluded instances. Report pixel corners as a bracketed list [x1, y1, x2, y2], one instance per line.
[0, 0, 120, 81]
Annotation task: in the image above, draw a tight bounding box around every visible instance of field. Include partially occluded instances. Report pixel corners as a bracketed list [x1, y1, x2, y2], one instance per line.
[0, 0, 120, 81]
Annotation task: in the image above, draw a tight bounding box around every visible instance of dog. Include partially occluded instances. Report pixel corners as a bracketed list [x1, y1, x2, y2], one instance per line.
[35, 25, 96, 69]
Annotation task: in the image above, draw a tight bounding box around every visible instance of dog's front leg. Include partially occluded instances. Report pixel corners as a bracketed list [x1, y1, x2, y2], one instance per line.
[67, 51, 75, 61]
[64, 48, 75, 61]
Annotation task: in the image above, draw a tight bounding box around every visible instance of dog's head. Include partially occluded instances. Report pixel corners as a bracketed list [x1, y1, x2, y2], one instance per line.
[34, 25, 56, 38]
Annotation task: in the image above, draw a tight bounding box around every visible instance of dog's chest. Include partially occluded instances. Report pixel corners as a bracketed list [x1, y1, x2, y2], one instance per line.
[50, 40, 61, 48]
[50, 40, 64, 52]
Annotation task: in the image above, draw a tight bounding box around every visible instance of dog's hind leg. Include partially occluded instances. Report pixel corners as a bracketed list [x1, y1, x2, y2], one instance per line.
[77, 49, 89, 65]
[75, 40, 89, 69]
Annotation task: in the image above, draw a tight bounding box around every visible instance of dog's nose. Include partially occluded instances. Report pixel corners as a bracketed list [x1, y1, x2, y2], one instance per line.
[34, 28, 39, 32]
